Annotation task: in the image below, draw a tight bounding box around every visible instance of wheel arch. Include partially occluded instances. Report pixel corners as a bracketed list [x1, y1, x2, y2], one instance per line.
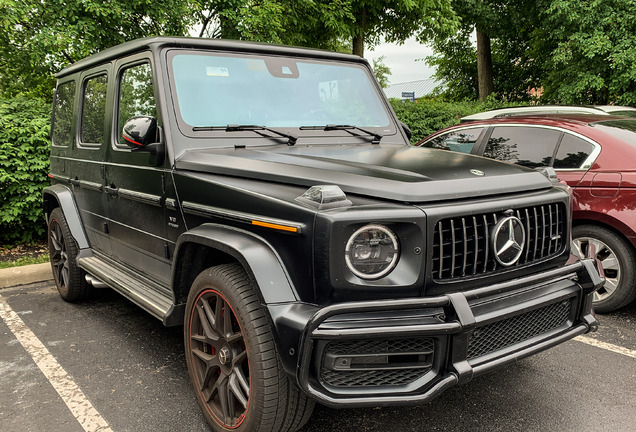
[572, 217, 636, 251]
[171, 224, 299, 307]
[42, 184, 90, 250]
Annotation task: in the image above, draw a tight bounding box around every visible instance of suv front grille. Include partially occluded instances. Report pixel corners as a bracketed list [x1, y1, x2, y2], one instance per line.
[432, 203, 566, 281]
[467, 299, 572, 360]
[320, 338, 434, 388]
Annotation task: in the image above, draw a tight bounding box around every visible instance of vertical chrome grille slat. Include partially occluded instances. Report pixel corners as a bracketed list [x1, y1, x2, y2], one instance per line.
[540, 205, 546, 258]
[450, 219, 456, 278]
[472, 216, 478, 275]
[548, 204, 554, 255]
[437, 221, 444, 279]
[461, 218, 468, 277]
[483, 214, 489, 273]
[533, 207, 539, 260]
[524, 208, 531, 263]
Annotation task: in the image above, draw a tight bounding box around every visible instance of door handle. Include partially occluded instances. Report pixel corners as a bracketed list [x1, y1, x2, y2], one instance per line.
[105, 185, 119, 196]
[69, 177, 80, 186]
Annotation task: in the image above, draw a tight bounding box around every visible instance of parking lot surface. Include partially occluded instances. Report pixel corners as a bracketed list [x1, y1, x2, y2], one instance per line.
[1, 281, 635, 432]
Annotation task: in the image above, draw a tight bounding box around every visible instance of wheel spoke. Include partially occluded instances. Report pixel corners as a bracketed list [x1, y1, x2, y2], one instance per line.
[571, 240, 584, 259]
[195, 302, 221, 345]
[603, 277, 619, 296]
[233, 365, 250, 399]
[229, 372, 248, 409]
[215, 374, 230, 422]
[599, 256, 619, 272]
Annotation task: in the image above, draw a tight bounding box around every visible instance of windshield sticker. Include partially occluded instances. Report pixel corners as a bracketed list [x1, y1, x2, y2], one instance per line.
[206, 67, 229, 77]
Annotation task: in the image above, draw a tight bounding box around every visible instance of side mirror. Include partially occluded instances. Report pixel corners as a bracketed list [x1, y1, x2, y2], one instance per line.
[122, 116, 158, 149]
[399, 120, 412, 141]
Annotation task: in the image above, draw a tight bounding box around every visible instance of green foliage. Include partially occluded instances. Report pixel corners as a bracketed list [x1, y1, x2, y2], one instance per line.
[0, 97, 51, 244]
[427, 0, 545, 102]
[372, 56, 392, 88]
[541, 0, 636, 105]
[0, 0, 194, 100]
[390, 96, 516, 144]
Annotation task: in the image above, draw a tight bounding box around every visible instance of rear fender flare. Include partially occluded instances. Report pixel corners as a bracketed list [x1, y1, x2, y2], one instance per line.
[42, 184, 90, 250]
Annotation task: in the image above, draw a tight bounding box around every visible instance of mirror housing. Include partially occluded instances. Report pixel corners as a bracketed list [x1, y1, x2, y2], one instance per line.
[399, 120, 412, 141]
[122, 116, 158, 149]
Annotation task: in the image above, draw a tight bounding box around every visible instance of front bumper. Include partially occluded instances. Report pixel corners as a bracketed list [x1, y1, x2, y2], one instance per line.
[294, 259, 602, 408]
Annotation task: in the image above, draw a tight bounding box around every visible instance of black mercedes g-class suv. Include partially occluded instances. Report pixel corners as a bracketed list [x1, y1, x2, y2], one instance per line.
[44, 37, 603, 432]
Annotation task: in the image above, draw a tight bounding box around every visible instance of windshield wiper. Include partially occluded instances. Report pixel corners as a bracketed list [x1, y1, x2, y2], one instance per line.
[300, 124, 382, 144]
[192, 124, 297, 146]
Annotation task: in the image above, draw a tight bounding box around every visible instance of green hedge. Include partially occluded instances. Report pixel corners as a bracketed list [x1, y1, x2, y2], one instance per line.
[0, 97, 51, 245]
[390, 97, 516, 144]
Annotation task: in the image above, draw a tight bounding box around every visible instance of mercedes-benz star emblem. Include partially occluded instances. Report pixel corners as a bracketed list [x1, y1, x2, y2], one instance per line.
[492, 216, 526, 266]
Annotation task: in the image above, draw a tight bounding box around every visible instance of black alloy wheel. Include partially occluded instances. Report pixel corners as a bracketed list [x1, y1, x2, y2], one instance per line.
[47, 208, 90, 302]
[188, 289, 250, 428]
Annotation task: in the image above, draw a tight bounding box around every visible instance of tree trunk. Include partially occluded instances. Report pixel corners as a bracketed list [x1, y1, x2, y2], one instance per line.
[352, 7, 366, 57]
[476, 28, 494, 100]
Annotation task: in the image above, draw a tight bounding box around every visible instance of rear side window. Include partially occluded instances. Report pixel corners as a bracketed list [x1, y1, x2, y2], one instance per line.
[553, 134, 596, 169]
[117, 63, 156, 147]
[484, 126, 561, 168]
[52, 81, 76, 147]
[422, 127, 484, 154]
[80, 74, 108, 146]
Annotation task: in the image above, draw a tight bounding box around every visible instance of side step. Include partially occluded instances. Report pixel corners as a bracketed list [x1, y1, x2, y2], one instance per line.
[78, 254, 174, 323]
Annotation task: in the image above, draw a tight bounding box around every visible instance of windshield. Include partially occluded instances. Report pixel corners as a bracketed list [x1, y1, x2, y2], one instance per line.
[169, 51, 390, 131]
[593, 119, 636, 147]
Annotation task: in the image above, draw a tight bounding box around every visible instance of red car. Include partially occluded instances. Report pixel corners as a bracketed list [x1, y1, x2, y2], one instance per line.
[418, 114, 636, 312]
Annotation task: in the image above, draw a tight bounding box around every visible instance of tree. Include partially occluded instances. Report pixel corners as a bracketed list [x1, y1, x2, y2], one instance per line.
[348, 0, 458, 57]
[541, 0, 636, 105]
[0, 0, 194, 100]
[372, 56, 392, 88]
[426, 0, 546, 101]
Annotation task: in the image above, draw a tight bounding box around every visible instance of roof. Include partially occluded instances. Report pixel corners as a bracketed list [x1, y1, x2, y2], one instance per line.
[56, 36, 366, 78]
[383, 79, 441, 100]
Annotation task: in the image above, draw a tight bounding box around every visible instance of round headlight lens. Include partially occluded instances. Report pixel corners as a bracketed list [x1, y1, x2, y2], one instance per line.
[345, 224, 399, 279]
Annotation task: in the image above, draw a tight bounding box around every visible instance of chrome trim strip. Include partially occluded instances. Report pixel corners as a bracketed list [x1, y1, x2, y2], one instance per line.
[118, 188, 162, 207]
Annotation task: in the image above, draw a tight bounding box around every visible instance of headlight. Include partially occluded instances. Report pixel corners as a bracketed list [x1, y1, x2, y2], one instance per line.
[345, 224, 399, 279]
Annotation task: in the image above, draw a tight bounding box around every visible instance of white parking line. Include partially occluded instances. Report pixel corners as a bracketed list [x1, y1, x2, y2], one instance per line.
[574, 335, 636, 359]
[0, 295, 112, 432]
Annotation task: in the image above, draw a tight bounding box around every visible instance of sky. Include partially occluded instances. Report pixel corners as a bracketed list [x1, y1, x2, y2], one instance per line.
[366, 37, 437, 86]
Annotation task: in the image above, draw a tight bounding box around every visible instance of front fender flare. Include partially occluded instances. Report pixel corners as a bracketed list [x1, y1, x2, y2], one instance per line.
[173, 224, 299, 305]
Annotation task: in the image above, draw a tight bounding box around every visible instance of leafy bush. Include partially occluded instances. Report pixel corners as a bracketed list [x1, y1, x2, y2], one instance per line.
[390, 96, 516, 144]
[0, 97, 51, 245]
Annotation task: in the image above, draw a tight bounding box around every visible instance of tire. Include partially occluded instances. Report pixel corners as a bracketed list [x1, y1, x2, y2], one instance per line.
[572, 225, 636, 313]
[47, 208, 91, 302]
[184, 264, 314, 432]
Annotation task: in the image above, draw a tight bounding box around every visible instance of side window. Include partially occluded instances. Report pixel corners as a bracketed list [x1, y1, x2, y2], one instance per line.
[422, 127, 485, 154]
[484, 126, 561, 168]
[52, 81, 76, 147]
[80, 74, 108, 146]
[117, 63, 156, 146]
[553, 134, 596, 169]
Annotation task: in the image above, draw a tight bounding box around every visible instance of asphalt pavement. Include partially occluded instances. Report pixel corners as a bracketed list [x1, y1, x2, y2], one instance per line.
[1, 276, 635, 432]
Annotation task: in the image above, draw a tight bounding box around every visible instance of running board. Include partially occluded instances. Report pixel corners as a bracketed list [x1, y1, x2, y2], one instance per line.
[78, 254, 174, 322]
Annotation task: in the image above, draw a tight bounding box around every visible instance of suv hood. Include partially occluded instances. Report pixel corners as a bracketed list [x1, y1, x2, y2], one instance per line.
[175, 145, 552, 202]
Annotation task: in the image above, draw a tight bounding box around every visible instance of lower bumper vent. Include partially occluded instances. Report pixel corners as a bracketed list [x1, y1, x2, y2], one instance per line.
[321, 338, 434, 388]
[468, 299, 572, 360]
